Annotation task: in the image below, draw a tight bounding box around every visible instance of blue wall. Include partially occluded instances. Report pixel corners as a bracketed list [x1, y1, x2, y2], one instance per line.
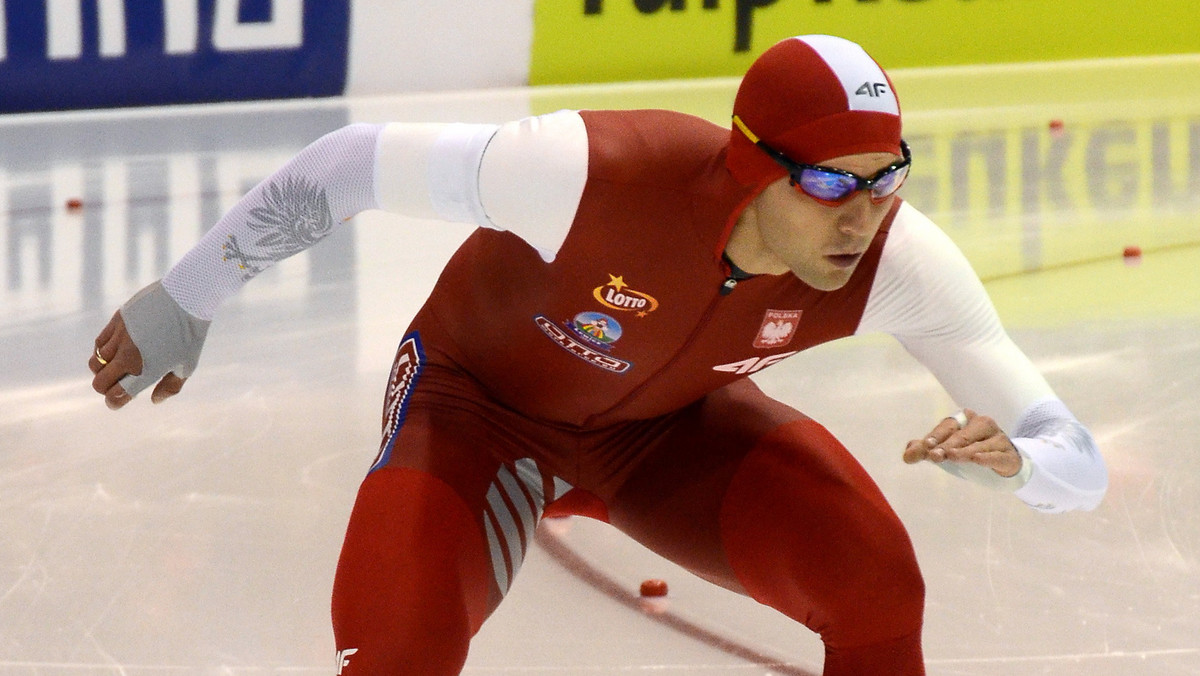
[0, 0, 349, 113]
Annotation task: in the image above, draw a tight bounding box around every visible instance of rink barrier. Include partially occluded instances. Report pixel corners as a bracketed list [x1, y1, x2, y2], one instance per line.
[2, 0, 1197, 113]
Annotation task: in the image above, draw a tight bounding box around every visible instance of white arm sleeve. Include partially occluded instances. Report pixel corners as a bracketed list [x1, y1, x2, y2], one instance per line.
[373, 121, 497, 223]
[477, 110, 588, 261]
[163, 111, 589, 320]
[163, 123, 383, 320]
[375, 109, 588, 262]
[858, 202, 1107, 512]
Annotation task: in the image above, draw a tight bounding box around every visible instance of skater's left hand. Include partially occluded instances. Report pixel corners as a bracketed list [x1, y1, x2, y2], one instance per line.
[89, 307, 188, 410]
[902, 409, 1022, 478]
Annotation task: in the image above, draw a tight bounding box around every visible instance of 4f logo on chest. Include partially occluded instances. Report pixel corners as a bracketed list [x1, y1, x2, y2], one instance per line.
[713, 351, 798, 375]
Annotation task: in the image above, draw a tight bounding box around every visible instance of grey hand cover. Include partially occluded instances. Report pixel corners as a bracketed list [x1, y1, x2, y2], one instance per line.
[117, 281, 211, 398]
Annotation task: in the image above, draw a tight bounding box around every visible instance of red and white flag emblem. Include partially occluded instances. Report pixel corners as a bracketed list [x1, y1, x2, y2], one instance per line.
[753, 309, 801, 349]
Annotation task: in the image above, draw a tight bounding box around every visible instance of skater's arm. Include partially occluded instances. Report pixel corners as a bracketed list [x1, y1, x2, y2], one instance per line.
[90, 122, 383, 408]
[376, 110, 587, 263]
[89, 112, 589, 408]
[858, 202, 1107, 513]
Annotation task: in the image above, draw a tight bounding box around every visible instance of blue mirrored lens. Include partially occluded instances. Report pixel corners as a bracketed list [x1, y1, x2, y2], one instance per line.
[797, 170, 858, 201]
[869, 164, 910, 199]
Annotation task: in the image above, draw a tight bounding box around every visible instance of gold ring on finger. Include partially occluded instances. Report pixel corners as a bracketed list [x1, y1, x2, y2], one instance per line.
[95, 346, 109, 366]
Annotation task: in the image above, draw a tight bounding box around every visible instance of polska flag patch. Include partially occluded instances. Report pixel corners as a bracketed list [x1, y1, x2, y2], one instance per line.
[753, 309, 801, 349]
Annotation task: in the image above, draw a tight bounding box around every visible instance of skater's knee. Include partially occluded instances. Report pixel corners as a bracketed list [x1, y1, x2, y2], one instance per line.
[751, 526, 924, 642]
[718, 433, 926, 645]
[823, 544, 925, 644]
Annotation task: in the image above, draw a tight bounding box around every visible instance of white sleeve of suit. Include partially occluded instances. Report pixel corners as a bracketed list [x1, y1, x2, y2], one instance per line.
[857, 202, 1108, 513]
[161, 111, 589, 321]
[374, 110, 588, 262]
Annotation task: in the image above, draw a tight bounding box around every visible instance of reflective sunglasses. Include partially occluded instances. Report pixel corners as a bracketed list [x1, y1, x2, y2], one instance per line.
[733, 115, 911, 206]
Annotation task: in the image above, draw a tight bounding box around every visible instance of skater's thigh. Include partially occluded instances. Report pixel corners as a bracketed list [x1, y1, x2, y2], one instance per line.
[605, 378, 809, 589]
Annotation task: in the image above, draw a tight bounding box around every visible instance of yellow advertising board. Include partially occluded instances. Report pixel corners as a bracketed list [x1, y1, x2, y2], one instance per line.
[531, 0, 1199, 85]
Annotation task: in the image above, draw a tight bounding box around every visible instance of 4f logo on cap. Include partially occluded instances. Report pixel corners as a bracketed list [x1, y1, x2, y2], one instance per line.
[856, 82, 889, 98]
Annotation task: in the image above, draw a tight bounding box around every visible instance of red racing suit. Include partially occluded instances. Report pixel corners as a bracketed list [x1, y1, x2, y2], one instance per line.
[342, 110, 924, 676]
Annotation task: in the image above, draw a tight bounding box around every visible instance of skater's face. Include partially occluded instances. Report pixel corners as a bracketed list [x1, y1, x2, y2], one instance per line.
[736, 149, 903, 291]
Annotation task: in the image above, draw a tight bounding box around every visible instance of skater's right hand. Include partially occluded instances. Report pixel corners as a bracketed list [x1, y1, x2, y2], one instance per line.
[88, 281, 210, 410]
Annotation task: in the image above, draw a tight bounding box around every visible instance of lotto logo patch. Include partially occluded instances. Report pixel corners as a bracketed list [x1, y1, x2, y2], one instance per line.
[753, 310, 801, 349]
[593, 274, 659, 317]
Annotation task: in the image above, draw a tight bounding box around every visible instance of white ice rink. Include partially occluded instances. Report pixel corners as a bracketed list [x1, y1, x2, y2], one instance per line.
[2, 55, 1199, 675]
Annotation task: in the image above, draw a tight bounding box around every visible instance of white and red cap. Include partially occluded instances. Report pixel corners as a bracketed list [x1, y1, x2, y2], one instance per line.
[727, 35, 902, 187]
